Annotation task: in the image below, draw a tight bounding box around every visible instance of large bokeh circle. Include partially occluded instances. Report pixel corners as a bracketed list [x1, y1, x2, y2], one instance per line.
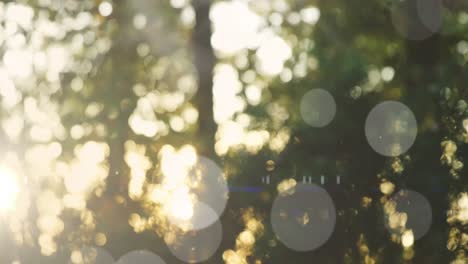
[116, 250, 166, 264]
[300, 89, 336, 127]
[167, 220, 223, 263]
[384, 189, 432, 240]
[391, 0, 442, 40]
[365, 101, 417, 157]
[271, 183, 336, 251]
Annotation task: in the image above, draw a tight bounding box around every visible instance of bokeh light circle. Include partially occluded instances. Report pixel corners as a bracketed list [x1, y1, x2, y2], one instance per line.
[300, 89, 336, 127]
[365, 101, 417, 157]
[69, 247, 114, 264]
[167, 220, 223, 263]
[391, 0, 442, 40]
[116, 250, 166, 264]
[384, 189, 432, 240]
[271, 183, 336, 251]
[416, 0, 443, 34]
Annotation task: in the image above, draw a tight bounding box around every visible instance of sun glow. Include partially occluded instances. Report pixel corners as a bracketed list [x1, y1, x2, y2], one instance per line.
[151, 145, 197, 225]
[0, 166, 19, 212]
[167, 193, 194, 222]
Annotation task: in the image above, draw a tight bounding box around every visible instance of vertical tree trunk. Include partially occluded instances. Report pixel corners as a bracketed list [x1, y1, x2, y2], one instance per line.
[192, 0, 217, 158]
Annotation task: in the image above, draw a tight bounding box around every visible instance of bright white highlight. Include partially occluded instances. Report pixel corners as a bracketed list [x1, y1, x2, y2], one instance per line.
[98, 2, 113, 17]
[0, 166, 19, 212]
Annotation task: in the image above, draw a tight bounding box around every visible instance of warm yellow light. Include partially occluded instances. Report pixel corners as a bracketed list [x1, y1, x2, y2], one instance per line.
[0, 166, 19, 212]
[167, 195, 194, 222]
[402, 230, 414, 248]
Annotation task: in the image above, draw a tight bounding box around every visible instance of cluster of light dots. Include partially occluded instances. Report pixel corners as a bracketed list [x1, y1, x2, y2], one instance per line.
[70, 222, 222, 263]
[69, 156, 227, 263]
[0, 1, 453, 262]
[275, 88, 431, 251]
[5, 89, 430, 261]
[300, 88, 418, 157]
[291, 0, 444, 250]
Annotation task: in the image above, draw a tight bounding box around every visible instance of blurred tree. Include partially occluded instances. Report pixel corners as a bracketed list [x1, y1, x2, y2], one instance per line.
[0, 0, 466, 263]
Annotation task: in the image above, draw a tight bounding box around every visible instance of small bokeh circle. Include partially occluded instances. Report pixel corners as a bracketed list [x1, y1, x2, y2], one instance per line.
[391, 0, 442, 40]
[300, 88, 336, 127]
[384, 189, 432, 240]
[271, 183, 336, 252]
[365, 101, 417, 157]
[115, 250, 166, 264]
[167, 220, 223, 263]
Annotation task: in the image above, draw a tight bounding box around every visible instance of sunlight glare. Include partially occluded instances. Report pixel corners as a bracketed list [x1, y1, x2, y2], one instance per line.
[210, 1, 264, 55]
[0, 166, 19, 212]
[167, 192, 194, 222]
[154, 145, 198, 224]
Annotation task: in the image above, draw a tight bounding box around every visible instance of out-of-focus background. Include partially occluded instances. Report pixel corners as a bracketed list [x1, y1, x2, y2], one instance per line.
[0, 0, 466, 263]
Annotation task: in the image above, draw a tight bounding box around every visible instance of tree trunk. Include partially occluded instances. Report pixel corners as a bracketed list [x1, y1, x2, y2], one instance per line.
[192, 0, 216, 158]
